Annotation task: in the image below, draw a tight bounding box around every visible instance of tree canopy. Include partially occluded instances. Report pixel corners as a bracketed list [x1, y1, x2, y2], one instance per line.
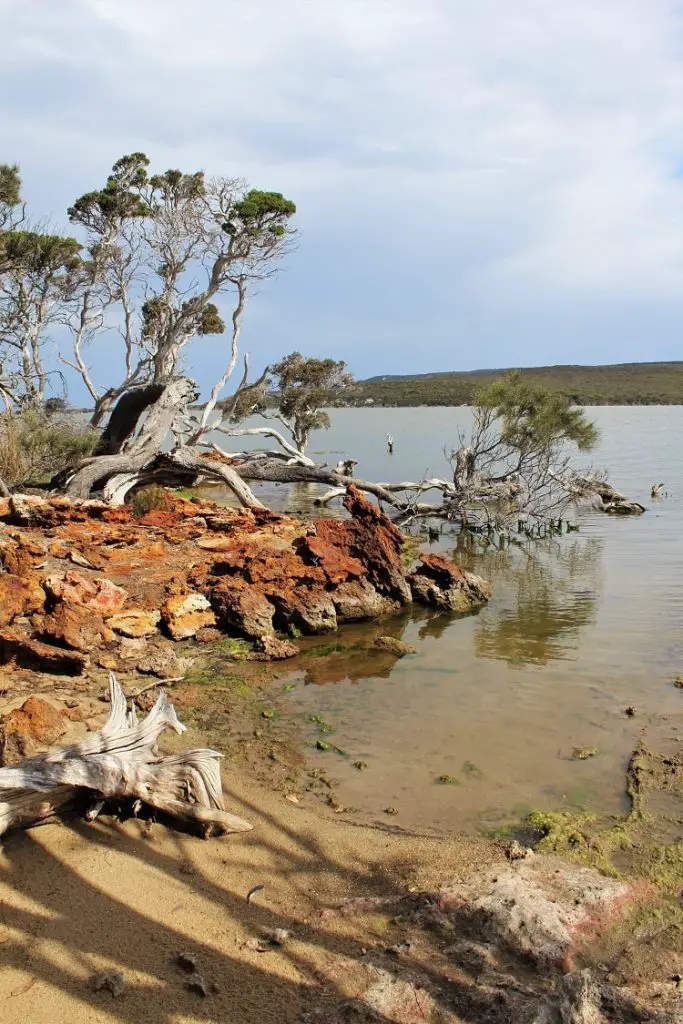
[265, 352, 354, 452]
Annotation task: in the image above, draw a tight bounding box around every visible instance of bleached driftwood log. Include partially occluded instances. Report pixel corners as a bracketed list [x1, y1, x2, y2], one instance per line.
[0, 674, 252, 839]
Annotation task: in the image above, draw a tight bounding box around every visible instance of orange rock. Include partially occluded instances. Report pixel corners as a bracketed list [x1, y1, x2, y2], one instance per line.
[44, 571, 128, 616]
[97, 654, 119, 670]
[34, 603, 105, 652]
[161, 593, 216, 640]
[0, 696, 67, 764]
[0, 574, 46, 627]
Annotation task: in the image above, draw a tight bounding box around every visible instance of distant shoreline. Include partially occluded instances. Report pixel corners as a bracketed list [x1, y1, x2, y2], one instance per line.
[350, 360, 683, 408]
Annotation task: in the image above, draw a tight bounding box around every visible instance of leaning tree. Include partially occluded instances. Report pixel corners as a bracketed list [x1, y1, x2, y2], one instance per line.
[56, 154, 297, 505]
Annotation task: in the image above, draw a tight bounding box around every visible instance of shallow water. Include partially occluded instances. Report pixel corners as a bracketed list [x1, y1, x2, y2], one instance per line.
[211, 407, 683, 831]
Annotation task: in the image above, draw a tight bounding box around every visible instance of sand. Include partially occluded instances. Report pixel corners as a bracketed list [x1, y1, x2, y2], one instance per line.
[0, 761, 499, 1024]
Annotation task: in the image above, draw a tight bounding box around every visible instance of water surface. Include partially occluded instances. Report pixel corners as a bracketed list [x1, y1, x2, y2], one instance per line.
[213, 407, 683, 831]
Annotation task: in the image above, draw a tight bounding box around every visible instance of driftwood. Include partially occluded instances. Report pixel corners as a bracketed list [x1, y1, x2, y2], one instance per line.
[0, 674, 252, 839]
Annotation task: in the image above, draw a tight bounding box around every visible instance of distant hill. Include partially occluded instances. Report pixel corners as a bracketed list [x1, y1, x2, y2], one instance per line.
[349, 361, 683, 407]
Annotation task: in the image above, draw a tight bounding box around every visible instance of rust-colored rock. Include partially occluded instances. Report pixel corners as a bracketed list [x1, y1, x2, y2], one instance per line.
[0, 487, 493, 681]
[0, 628, 88, 674]
[161, 592, 216, 640]
[0, 573, 45, 626]
[210, 579, 275, 639]
[0, 696, 67, 765]
[409, 553, 491, 612]
[33, 602, 105, 652]
[45, 571, 128, 617]
[106, 609, 161, 638]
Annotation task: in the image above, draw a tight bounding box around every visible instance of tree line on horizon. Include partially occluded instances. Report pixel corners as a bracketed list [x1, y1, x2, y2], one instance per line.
[348, 361, 683, 407]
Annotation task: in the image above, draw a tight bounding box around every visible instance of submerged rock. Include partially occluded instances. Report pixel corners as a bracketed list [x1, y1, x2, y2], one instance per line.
[372, 636, 416, 657]
[408, 553, 491, 612]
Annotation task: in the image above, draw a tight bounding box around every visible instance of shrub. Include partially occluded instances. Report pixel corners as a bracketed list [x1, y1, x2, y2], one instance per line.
[0, 406, 99, 487]
[129, 484, 169, 518]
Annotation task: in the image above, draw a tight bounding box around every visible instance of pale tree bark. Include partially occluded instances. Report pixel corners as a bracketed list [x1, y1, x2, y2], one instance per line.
[0, 674, 252, 838]
[189, 277, 246, 443]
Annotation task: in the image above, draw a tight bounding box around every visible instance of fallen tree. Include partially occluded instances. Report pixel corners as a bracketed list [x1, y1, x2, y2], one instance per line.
[0, 673, 252, 839]
[52, 370, 643, 535]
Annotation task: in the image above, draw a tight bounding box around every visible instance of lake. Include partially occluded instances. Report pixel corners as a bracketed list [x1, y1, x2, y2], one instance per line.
[210, 406, 683, 833]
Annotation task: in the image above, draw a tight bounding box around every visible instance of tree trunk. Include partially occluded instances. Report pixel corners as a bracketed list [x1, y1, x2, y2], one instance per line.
[65, 377, 198, 498]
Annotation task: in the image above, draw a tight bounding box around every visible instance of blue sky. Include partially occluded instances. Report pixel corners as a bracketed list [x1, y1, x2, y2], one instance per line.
[2, 0, 683, 401]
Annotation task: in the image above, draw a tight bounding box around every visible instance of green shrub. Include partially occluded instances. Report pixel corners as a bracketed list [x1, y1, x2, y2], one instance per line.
[0, 406, 99, 487]
[129, 484, 169, 518]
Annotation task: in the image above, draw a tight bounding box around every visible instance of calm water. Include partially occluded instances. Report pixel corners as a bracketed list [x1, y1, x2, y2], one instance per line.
[212, 407, 683, 832]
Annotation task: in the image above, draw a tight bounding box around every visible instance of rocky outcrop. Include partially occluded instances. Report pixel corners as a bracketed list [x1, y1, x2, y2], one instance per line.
[408, 553, 491, 612]
[0, 486, 491, 678]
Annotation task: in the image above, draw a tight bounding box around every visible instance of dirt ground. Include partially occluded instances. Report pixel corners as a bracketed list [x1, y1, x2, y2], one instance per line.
[0, 753, 500, 1024]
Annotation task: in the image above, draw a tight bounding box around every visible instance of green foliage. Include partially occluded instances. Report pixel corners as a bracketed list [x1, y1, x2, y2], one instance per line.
[353, 362, 683, 407]
[196, 303, 225, 335]
[477, 371, 598, 452]
[228, 190, 296, 233]
[0, 407, 99, 486]
[68, 152, 152, 228]
[268, 352, 354, 451]
[0, 230, 82, 275]
[0, 164, 22, 215]
[129, 484, 169, 518]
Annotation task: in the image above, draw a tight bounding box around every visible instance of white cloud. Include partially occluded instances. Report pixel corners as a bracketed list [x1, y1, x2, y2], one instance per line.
[2, 0, 683, 376]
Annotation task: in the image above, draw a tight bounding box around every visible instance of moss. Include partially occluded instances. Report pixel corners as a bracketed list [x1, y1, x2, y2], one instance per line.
[435, 774, 461, 786]
[571, 746, 599, 760]
[216, 636, 255, 658]
[307, 714, 334, 734]
[638, 841, 683, 893]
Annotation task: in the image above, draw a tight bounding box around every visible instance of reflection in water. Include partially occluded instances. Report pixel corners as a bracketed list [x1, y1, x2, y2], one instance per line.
[299, 615, 413, 685]
[452, 535, 603, 665]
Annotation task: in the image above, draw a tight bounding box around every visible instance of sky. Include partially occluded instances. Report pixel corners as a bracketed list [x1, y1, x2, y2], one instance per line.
[2, 0, 683, 400]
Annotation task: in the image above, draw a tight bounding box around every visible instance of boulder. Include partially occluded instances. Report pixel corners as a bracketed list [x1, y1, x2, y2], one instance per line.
[161, 592, 216, 640]
[106, 609, 161, 638]
[409, 554, 491, 613]
[209, 579, 275, 638]
[33, 603, 105, 652]
[331, 578, 399, 622]
[44, 571, 128, 617]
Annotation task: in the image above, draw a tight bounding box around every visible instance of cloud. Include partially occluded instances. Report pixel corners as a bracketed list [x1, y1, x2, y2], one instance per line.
[2, 0, 683, 391]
